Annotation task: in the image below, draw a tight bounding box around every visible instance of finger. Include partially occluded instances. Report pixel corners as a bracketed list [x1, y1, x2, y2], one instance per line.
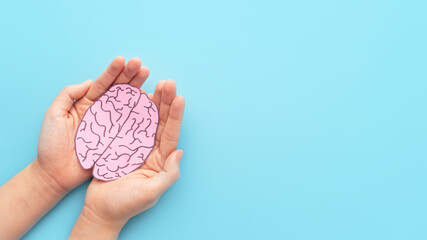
[150, 81, 165, 146]
[151, 80, 165, 108]
[156, 80, 176, 147]
[147, 93, 153, 99]
[85, 56, 125, 101]
[149, 150, 183, 195]
[113, 58, 141, 85]
[140, 89, 147, 94]
[50, 80, 93, 114]
[160, 96, 185, 158]
[164, 150, 183, 179]
[129, 66, 150, 88]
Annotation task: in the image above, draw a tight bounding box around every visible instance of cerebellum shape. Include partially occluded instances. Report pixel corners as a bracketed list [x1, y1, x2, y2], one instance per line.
[75, 84, 159, 181]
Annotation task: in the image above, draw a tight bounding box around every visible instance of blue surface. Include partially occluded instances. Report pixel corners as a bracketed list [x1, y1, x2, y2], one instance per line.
[0, 0, 426, 239]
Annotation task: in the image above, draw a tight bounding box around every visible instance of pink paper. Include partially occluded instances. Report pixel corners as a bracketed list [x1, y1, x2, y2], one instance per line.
[75, 84, 159, 181]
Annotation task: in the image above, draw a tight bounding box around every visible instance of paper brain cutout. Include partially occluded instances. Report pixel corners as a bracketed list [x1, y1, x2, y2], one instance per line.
[75, 84, 159, 181]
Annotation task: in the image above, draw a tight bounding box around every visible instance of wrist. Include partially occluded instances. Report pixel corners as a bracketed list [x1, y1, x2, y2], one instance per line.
[69, 205, 127, 240]
[29, 159, 69, 198]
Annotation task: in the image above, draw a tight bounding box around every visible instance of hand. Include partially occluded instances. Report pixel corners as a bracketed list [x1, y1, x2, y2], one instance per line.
[70, 80, 185, 239]
[36, 57, 150, 192]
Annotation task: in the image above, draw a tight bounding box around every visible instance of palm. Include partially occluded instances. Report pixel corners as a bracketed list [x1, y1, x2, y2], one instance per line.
[36, 57, 151, 191]
[84, 156, 163, 221]
[84, 80, 185, 222]
[37, 102, 92, 191]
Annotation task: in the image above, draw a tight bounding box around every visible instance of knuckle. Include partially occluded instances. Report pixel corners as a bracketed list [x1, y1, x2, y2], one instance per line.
[44, 107, 57, 119]
[144, 191, 158, 203]
[162, 131, 176, 143]
[62, 85, 72, 92]
[170, 169, 181, 182]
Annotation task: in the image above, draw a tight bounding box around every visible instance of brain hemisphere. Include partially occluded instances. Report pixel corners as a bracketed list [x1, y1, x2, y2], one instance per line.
[75, 84, 159, 181]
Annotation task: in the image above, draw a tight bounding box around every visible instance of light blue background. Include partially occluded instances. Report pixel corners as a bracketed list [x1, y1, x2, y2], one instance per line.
[0, 0, 426, 239]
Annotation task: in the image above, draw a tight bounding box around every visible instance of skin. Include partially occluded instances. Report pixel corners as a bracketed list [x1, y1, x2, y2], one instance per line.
[70, 79, 186, 239]
[0, 57, 185, 240]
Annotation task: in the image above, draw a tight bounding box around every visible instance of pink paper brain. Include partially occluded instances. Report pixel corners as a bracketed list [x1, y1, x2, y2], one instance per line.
[75, 84, 159, 181]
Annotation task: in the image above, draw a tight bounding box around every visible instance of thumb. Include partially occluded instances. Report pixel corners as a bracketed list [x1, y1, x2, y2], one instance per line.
[164, 149, 184, 182]
[150, 150, 184, 195]
[50, 80, 93, 114]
